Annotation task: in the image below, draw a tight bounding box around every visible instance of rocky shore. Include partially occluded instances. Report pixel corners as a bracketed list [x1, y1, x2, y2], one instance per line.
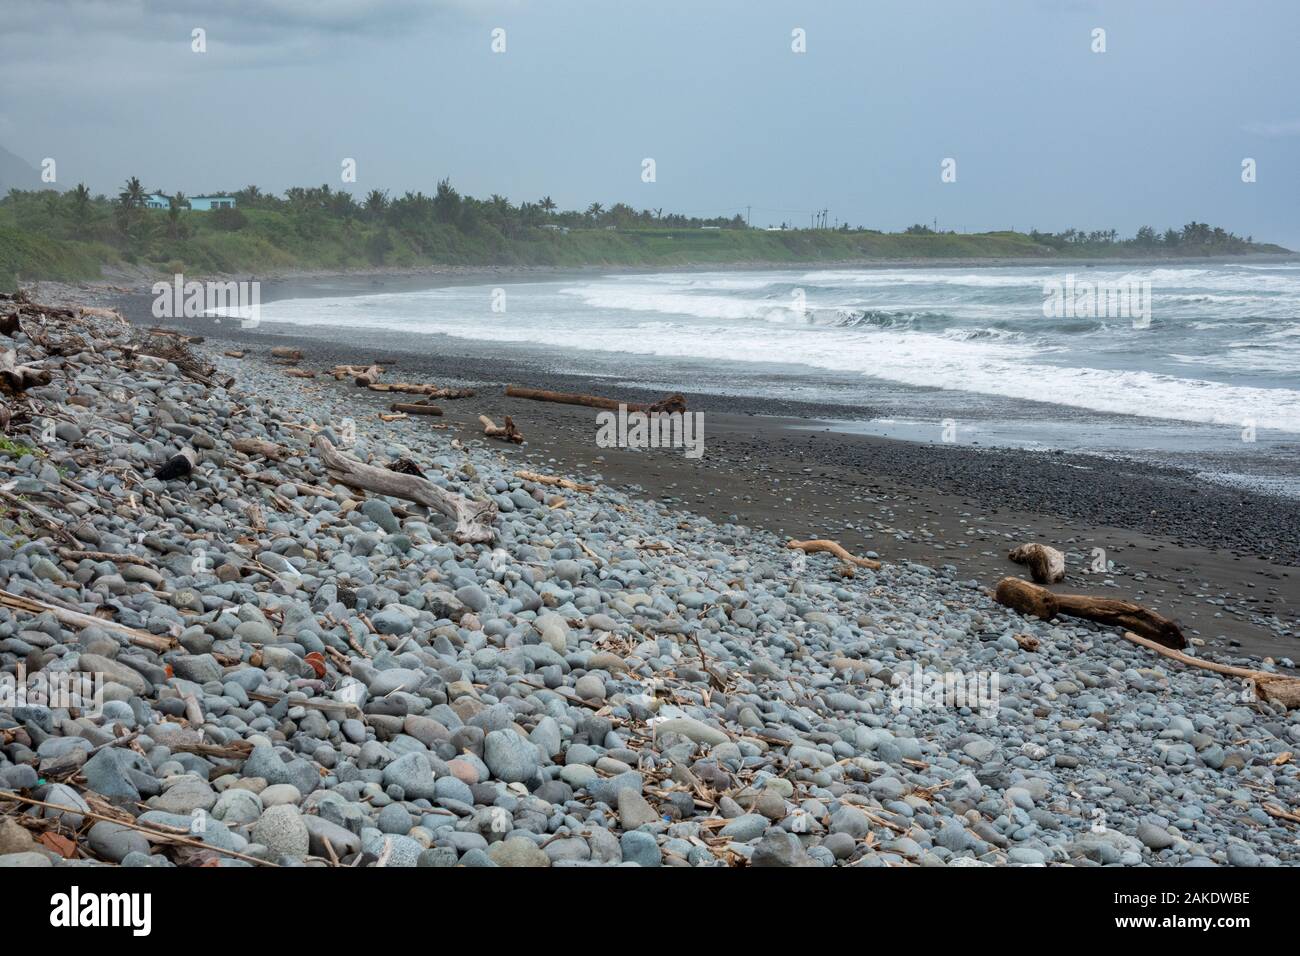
[1, 294, 1297, 868]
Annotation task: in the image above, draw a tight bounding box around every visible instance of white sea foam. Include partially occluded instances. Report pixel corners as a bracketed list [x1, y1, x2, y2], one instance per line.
[258, 264, 1300, 434]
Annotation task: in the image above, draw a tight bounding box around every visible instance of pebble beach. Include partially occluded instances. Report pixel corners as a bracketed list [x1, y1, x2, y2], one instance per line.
[1, 294, 1298, 869]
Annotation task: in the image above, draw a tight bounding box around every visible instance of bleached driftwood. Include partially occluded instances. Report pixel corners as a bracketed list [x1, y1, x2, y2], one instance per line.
[232, 438, 288, 461]
[1008, 543, 1065, 584]
[514, 470, 594, 492]
[0, 349, 51, 392]
[314, 435, 497, 543]
[479, 414, 523, 444]
[787, 538, 881, 571]
[1121, 631, 1300, 709]
[369, 383, 474, 399]
[389, 402, 443, 416]
[330, 364, 382, 386]
[995, 576, 1185, 649]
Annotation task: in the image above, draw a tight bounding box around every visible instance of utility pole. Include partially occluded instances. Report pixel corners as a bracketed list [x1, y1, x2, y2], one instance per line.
[746, 205, 751, 228]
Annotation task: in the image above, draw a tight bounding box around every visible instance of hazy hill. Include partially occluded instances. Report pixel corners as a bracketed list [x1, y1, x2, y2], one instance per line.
[0, 145, 47, 194]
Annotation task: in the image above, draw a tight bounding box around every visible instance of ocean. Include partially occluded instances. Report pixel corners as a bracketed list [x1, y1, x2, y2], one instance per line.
[250, 262, 1300, 491]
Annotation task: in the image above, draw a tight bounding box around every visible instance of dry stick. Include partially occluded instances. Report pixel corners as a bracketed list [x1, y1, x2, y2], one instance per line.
[0, 586, 176, 653]
[0, 792, 277, 867]
[0, 488, 79, 546]
[1120, 630, 1300, 709]
[56, 548, 154, 568]
[787, 538, 882, 570]
[514, 470, 595, 492]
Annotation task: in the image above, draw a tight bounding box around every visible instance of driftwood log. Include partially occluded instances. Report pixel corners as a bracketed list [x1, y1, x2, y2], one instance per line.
[995, 576, 1186, 649]
[389, 402, 443, 416]
[505, 385, 686, 414]
[314, 435, 497, 543]
[1008, 543, 1065, 584]
[330, 363, 382, 386]
[787, 538, 881, 571]
[1120, 631, 1300, 709]
[284, 369, 316, 378]
[154, 448, 196, 481]
[369, 383, 474, 399]
[479, 415, 524, 444]
[232, 438, 288, 461]
[271, 347, 303, 362]
[0, 348, 51, 393]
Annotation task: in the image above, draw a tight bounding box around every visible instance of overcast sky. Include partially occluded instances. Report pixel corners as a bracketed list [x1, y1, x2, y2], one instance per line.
[2, 0, 1297, 245]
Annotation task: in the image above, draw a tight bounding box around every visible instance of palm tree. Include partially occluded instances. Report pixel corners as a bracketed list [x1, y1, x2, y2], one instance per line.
[115, 176, 149, 246]
[539, 196, 556, 216]
[166, 192, 189, 239]
[363, 189, 388, 220]
[585, 202, 604, 223]
[69, 183, 92, 236]
[118, 176, 147, 209]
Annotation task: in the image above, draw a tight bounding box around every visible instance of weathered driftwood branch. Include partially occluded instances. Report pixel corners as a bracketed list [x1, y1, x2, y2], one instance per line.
[389, 402, 443, 416]
[0, 348, 51, 393]
[314, 435, 497, 543]
[330, 363, 382, 386]
[1121, 631, 1300, 709]
[1008, 543, 1065, 584]
[505, 385, 686, 414]
[787, 538, 881, 570]
[271, 347, 303, 362]
[995, 576, 1186, 649]
[284, 369, 316, 379]
[370, 383, 474, 399]
[223, 350, 246, 359]
[0, 587, 176, 653]
[514, 470, 594, 492]
[232, 438, 288, 461]
[57, 548, 155, 568]
[479, 414, 523, 444]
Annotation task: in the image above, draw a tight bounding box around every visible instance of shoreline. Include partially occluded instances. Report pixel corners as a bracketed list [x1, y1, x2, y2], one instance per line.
[105, 290, 1300, 666]
[35, 249, 1300, 299]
